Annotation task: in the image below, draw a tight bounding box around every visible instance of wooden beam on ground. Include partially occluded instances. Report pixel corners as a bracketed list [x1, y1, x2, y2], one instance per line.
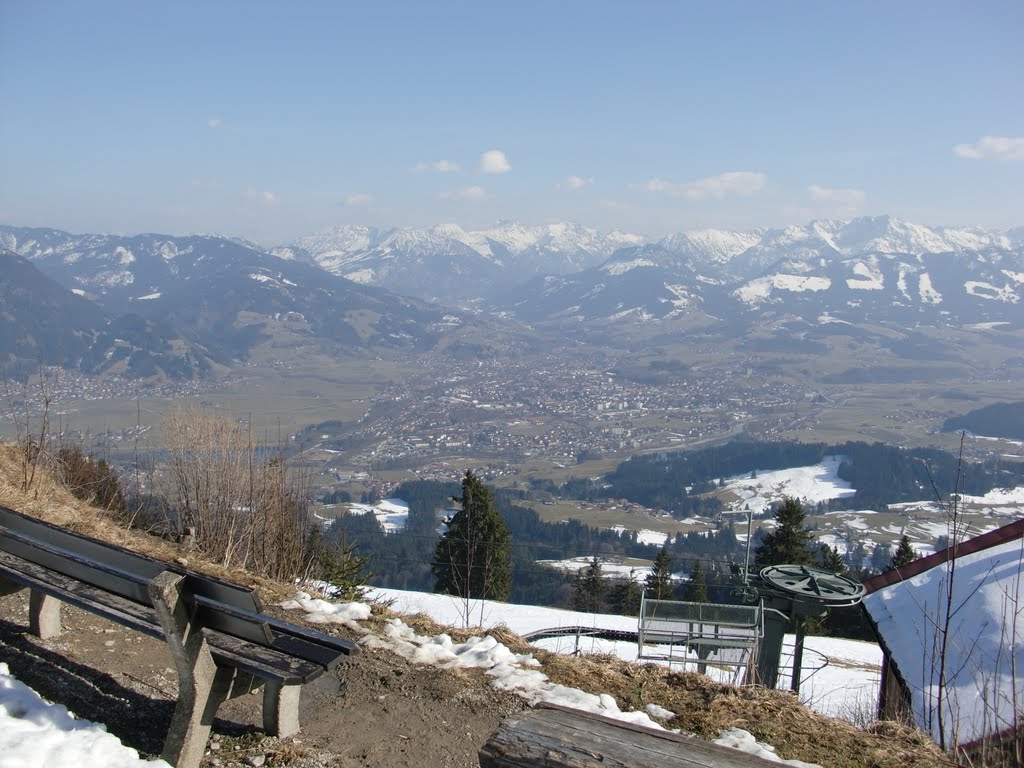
[479, 703, 783, 768]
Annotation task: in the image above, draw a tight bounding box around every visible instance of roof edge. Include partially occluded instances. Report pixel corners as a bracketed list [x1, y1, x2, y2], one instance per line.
[862, 517, 1024, 595]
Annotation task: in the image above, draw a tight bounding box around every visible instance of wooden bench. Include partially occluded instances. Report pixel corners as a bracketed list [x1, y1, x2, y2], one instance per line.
[0, 506, 359, 768]
[480, 703, 782, 768]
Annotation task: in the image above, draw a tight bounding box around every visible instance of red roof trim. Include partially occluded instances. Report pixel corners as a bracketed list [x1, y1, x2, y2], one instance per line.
[862, 517, 1024, 595]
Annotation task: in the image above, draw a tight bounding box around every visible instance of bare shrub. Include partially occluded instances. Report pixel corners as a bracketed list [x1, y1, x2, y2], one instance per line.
[54, 445, 127, 514]
[160, 403, 314, 580]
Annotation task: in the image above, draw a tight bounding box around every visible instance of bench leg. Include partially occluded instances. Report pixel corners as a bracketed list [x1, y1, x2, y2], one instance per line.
[149, 570, 222, 768]
[30, 590, 62, 639]
[263, 681, 301, 737]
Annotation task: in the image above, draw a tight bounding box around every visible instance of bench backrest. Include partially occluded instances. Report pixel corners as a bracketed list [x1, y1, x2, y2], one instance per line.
[0, 506, 263, 610]
[0, 506, 357, 664]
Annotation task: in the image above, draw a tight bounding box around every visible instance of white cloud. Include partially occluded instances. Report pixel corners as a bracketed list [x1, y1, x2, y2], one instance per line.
[559, 175, 594, 190]
[953, 136, 1024, 161]
[808, 184, 866, 207]
[207, 117, 222, 129]
[243, 188, 279, 205]
[637, 171, 767, 200]
[440, 185, 490, 201]
[479, 149, 511, 174]
[344, 192, 374, 206]
[412, 159, 461, 173]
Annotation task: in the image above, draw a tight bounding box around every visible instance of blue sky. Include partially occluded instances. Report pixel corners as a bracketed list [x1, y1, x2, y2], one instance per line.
[1, 1, 1021, 244]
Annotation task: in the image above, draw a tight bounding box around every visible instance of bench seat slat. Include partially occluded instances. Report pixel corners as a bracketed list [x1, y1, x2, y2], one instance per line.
[203, 630, 323, 684]
[262, 615, 359, 657]
[267, 632, 350, 670]
[192, 595, 356, 666]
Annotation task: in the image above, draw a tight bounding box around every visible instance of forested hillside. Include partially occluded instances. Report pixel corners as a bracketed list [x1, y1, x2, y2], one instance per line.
[942, 401, 1024, 441]
[601, 440, 1024, 513]
[325, 479, 742, 606]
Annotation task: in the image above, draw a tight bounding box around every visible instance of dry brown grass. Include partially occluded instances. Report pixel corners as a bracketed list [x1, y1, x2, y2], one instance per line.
[0, 443, 292, 600]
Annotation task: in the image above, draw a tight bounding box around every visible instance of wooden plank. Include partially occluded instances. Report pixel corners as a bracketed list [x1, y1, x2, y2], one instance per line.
[267, 632, 349, 670]
[191, 593, 275, 645]
[262, 614, 360, 656]
[479, 703, 783, 768]
[0, 529, 153, 604]
[0, 506, 263, 613]
[204, 630, 323, 685]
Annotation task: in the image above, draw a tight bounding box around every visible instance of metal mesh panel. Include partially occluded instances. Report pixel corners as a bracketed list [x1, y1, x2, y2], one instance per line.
[641, 599, 759, 628]
[637, 598, 762, 681]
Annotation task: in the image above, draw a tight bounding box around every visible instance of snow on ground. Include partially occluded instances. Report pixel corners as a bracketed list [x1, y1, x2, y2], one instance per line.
[636, 528, 670, 545]
[608, 525, 670, 546]
[344, 498, 409, 533]
[287, 588, 825, 767]
[360, 588, 879, 724]
[0, 663, 170, 768]
[536, 556, 655, 581]
[722, 456, 855, 512]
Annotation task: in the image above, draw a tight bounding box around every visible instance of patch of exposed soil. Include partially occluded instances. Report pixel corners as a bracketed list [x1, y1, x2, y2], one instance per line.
[0, 591, 525, 767]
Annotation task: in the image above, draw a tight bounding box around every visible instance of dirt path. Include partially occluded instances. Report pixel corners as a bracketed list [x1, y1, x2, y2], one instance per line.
[0, 591, 525, 767]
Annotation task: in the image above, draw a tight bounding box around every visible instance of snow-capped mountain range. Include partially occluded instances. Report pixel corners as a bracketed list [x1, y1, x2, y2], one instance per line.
[261, 215, 1024, 327]
[1, 215, 1021, 373]
[272, 221, 644, 303]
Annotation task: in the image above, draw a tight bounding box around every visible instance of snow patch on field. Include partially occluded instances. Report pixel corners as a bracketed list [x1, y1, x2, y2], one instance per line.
[734, 274, 830, 305]
[919, 273, 942, 304]
[722, 456, 856, 512]
[345, 498, 410, 533]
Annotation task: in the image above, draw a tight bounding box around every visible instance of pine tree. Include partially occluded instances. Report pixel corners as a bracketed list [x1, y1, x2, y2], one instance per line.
[817, 543, 846, 574]
[308, 526, 372, 601]
[432, 470, 512, 601]
[683, 560, 709, 603]
[645, 545, 674, 600]
[572, 557, 605, 613]
[890, 535, 917, 569]
[754, 496, 815, 567]
[609, 569, 642, 616]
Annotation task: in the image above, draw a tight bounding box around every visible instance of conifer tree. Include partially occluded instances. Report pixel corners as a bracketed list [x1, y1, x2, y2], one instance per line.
[754, 496, 815, 567]
[817, 543, 846, 574]
[890, 535, 917, 569]
[609, 569, 642, 616]
[432, 470, 512, 601]
[645, 545, 674, 599]
[572, 556, 605, 613]
[683, 559, 709, 603]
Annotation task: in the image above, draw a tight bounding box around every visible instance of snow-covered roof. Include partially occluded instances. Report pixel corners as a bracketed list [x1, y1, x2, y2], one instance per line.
[862, 520, 1024, 747]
